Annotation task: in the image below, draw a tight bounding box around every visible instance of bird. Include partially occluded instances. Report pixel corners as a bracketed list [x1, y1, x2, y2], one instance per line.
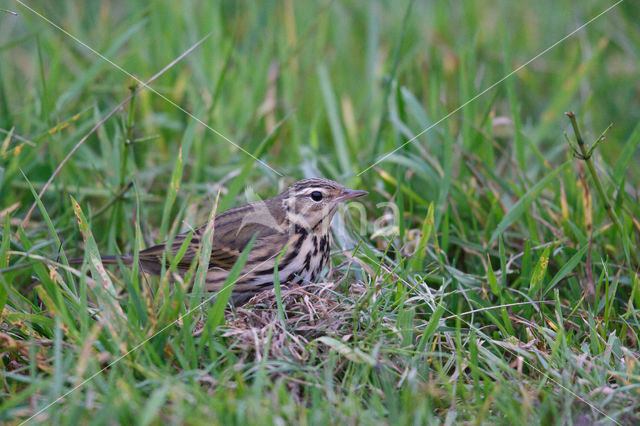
[71, 178, 367, 305]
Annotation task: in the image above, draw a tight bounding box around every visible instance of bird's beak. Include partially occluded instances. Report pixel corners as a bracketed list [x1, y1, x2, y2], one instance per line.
[336, 188, 368, 202]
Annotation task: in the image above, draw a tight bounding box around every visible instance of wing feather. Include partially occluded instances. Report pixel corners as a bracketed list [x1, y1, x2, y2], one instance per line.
[138, 200, 286, 272]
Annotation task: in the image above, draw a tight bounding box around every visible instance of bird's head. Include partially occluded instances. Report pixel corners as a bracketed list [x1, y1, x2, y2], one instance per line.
[280, 178, 367, 231]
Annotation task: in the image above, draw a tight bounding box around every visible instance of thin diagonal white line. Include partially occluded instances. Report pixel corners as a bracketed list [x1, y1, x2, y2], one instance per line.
[358, 0, 624, 176]
[353, 249, 620, 425]
[19, 230, 360, 422]
[21, 32, 212, 226]
[20, 246, 284, 425]
[23, 242, 621, 424]
[15, 0, 282, 177]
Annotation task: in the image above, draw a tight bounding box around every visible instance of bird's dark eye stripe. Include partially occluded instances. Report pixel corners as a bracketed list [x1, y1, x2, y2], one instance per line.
[310, 191, 323, 201]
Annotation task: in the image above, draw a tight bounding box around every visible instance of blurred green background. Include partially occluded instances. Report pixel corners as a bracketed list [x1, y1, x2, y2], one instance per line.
[1, 0, 639, 423]
[2, 1, 638, 211]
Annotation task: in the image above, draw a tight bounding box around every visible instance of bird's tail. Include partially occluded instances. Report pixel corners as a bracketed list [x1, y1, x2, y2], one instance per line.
[66, 255, 165, 276]
[67, 255, 133, 266]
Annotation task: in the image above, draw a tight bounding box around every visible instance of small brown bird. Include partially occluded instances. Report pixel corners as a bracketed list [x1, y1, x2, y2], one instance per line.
[76, 178, 367, 305]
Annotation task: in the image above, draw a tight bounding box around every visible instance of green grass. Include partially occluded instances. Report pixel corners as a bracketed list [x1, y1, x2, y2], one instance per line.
[2, 0, 640, 424]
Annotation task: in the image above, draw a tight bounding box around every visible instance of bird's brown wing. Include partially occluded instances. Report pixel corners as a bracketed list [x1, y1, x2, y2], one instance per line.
[139, 201, 285, 272]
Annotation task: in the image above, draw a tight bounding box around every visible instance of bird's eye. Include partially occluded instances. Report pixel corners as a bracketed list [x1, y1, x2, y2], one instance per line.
[310, 191, 323, 202]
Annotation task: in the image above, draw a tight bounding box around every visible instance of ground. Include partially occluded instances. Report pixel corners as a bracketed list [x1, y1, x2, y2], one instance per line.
[1, 1, 639, 424]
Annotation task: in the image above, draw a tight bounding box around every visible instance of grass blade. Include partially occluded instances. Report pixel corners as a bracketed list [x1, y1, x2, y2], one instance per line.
[490, 161, 570, 243]
[318, 64, 351, 176]
[205, 234, 257, 330]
